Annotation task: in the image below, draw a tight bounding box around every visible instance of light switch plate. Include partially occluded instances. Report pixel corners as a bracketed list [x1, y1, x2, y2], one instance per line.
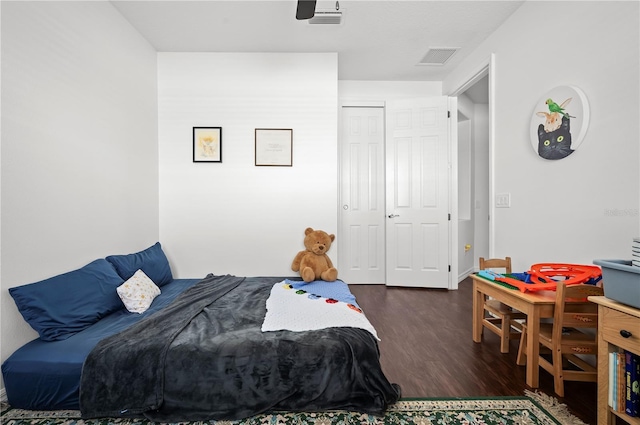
[496, 193, 511, 208]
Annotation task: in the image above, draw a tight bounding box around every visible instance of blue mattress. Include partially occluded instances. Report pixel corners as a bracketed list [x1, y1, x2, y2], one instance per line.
[1, 278, 200, 410]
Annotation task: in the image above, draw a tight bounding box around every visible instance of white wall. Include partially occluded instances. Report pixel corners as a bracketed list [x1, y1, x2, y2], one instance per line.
[158, 53, 338, 278]
[338, 80, 441, 102]
[444, 1, 640, 272]
[1, 1, 159, 384]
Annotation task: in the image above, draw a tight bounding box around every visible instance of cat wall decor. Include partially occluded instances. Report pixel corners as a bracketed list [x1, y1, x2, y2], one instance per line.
[529, 86, 590, 160]
[537, 115, 573, 160]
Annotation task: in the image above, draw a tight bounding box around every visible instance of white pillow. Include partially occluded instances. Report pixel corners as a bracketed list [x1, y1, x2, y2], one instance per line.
[116, 269, 161, 314]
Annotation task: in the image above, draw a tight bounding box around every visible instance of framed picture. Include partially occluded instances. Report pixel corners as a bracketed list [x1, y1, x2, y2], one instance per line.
[193, 127, 222, 162]
[529, 86, 589, 160]
[255, 128, 293, 166]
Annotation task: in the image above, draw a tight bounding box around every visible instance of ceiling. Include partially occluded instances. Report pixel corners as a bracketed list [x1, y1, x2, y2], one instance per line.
[111, 0, 524, 83]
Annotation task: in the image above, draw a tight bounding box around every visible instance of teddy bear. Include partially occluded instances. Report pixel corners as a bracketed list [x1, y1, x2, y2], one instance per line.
[291, 227, 338, 283]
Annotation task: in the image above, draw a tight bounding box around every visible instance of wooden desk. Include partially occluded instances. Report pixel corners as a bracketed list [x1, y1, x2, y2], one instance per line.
[471, 273, 556, 388]
[589, 296, 640, 425]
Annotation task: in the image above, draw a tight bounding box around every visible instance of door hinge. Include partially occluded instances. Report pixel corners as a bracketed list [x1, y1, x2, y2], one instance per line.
[448, 213, 451, 221]
[447, 110, 451, 118]
[448, 265, 451, 272]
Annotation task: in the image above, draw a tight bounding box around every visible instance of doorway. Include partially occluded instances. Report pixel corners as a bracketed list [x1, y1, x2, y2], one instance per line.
[338, 106, 386, 284]
[338, 98, 453, 289]
[450, 58, 493, 277]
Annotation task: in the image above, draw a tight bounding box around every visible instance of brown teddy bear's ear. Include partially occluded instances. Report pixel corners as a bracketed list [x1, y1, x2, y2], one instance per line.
[305, 227, 314, 235]
[329, 234, 335, 242]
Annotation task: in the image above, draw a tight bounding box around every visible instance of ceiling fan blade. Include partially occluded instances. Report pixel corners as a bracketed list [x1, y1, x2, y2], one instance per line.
[296, 0, 316, 20]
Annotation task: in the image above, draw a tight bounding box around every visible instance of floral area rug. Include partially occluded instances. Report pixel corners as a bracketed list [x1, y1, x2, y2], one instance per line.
[0, 391, 586, 425]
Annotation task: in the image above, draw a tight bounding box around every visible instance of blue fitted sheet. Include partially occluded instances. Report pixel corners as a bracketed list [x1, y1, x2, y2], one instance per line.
[2, 278, 201, 410]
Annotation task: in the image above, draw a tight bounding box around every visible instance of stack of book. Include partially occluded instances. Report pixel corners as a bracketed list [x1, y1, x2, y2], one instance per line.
[609, 350, 639, 417]
[633, 238, 640, 267]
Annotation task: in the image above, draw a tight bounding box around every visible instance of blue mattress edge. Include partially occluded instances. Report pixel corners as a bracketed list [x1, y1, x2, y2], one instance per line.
[2, 278, 201, 410]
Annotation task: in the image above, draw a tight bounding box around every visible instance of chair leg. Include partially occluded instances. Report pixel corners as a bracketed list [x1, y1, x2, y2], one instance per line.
[552, 349, 565, 397]
[516, 326, 527, 366]
[499, 313, 511, 353]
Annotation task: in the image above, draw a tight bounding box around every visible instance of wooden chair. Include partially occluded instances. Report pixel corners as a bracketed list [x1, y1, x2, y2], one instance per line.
[516, 282, 604, 397]
[479, 257, 526, 353]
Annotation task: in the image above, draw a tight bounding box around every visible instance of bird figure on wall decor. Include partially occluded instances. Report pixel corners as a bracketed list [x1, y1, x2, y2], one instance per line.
[546, 98, 575, 119]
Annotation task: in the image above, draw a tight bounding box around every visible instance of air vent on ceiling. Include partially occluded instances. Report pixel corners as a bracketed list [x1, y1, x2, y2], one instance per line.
[418, 48, 459, 66]
[308, 11, 343, 25]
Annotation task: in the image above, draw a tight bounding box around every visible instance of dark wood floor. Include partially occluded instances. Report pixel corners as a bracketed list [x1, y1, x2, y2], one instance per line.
[349, 277, 597, 425]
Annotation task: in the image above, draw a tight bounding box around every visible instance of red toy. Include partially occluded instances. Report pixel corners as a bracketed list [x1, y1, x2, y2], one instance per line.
[494, 263, 602, 292]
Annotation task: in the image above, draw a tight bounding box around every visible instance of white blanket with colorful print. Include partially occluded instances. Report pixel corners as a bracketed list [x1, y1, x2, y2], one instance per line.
[261, 279, 379, 340]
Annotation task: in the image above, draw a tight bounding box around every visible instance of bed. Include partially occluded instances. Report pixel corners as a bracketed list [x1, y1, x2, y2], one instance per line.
[2, 243, 400, 421]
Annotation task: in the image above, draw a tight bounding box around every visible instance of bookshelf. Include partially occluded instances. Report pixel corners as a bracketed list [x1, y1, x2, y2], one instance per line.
[589, 296, 640, 425]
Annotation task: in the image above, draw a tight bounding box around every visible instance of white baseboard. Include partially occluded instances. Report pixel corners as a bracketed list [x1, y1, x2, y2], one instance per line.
[0, 387, 7, 402]
[458, 267, 474, 283]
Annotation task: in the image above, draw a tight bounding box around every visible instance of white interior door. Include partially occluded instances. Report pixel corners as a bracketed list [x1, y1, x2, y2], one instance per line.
[385, 97, 450, 288]
[338, 106, 385, 284]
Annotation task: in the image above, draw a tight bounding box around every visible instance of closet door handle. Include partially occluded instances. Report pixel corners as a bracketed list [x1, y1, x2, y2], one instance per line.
[388, 214, 399, 219]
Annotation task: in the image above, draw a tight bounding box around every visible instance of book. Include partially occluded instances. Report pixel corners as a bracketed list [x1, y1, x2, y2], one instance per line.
[633, 353, 639, 416]
[619, 352, 626, 412]
[609, 351, 615, 408]
[626, 351, 634, 416]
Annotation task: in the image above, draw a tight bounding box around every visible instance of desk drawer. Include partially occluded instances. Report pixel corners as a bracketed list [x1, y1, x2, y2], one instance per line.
[601, 307, 640, 353]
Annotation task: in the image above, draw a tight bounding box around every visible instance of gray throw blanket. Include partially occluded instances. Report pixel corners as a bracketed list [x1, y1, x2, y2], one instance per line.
[80, 274, 400, 422]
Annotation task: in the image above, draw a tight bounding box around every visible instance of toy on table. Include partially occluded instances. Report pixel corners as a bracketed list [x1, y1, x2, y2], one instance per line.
[478, 269, 504, 281]
[480, 263, 602, 292]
